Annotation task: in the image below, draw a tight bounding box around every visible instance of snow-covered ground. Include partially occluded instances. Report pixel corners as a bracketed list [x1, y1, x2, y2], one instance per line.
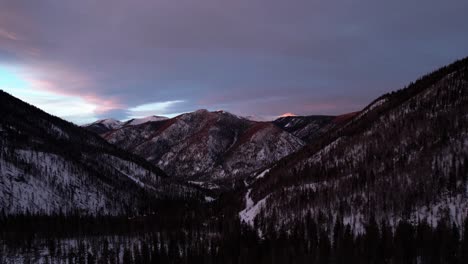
[239, 189, 269, 227]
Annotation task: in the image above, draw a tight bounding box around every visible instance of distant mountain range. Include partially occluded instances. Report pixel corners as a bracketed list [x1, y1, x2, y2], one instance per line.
[1, 56, 467, 242]
[84, 110, 315, 188]
[84, 115, 169, 134]
[84, 110, 362, 188]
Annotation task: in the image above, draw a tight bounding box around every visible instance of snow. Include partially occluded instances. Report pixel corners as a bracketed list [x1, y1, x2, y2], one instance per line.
[126, 116, 168, 126]
[242, 115, 274, 122]
[1, 235, 163, 264]
[281, 117, 302, 129]
[408, 194, 468, 228]
[343, 213, 365, 235]
[355, 98, 388, 120]
[100, 154, 162, 191]
[104, 109, 304, 186]
[188, 181, 220, 190]
[307, 137, 343, 164]
[84, 116, 168, 129]
[188, 181, 204, 186]
[50, 124, 69, 139]
[255, 168, 270, 180]
[88, 118, 123, 129]
[205, 196, 215, 202]
[239, 189, 269, 227]
[0, 146, 172, 216]
[101, 119, 121, 128]
[0, 149, 109, 215]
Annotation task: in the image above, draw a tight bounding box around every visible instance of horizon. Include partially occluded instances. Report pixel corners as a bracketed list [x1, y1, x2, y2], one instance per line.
[1, 0, 468, 124]
[83, 108, 327, 125]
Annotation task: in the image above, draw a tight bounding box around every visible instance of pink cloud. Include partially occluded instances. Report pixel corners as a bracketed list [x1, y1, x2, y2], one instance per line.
[0, 27, 18, 40]
[278, 112, 297, 117]
[20, 66, 124, 115]
[83, 94, 125, 114]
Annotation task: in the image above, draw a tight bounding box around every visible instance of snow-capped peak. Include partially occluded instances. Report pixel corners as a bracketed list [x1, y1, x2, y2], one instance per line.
[243, 115, 274, 122]
[278, 112, 297, 118]
[125, 115, 168, 126]
[93, 118, 122, 129]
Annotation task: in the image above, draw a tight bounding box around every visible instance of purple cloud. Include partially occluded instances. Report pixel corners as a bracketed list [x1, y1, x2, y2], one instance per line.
[0, 0, 468, 123]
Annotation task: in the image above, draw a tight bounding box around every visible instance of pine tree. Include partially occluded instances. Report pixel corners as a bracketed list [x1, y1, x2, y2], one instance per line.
[123, 247, 133, 264]
[364, 215, 380, 263]
[318, 228, 331, 264]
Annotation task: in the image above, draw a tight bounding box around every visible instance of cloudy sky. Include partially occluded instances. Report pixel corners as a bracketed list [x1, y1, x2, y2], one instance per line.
[1, 0, 467, 124]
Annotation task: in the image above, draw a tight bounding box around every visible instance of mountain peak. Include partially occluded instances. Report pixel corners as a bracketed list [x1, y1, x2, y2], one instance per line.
[194, 109, 210, 114]
[278, 112, 297, 118]
[92, 118, 122, 129]
[125, 115, 168, 126]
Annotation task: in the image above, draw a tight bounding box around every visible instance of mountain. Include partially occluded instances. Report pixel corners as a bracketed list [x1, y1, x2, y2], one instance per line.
[84, 115, 169, 134]
[84, 118, 123, 134]
[93, 109, 304, 187]
[2, 58, 468, 263]
[0, 91, 197, 216]
[241, 57, 468, 234]
[123, 115, 168, 126]
[273, 114, 358, 143]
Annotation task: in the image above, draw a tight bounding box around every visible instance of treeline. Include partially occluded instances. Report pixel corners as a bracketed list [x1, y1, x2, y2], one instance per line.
[0, 201, 212, 240]
[1, 214, 467, 263]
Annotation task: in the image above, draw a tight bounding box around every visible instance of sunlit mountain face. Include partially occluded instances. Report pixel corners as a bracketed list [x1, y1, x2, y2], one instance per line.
[278, 112, 297, 118]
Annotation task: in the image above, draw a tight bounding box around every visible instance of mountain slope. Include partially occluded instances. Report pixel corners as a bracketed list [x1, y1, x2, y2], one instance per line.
[123, 115, 168, 126]
[242, 57, 468, 234]
[273, 115, 334, 143]
[0, 91, 196, 215]
[273, 114, 358, 143]
[95, 109, 304, 186]
[83, 119, 123, 134]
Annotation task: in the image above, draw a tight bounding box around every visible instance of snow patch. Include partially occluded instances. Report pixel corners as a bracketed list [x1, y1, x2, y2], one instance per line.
[239, 189, 269, 227]
[89, 118, 122, 129]
[255, 168, 271, 180]
[205, 196, 215, 202]
[126, 116, 168, 126]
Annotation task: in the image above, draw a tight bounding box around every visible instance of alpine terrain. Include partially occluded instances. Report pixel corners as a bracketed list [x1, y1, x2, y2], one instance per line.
[85, 110, 307, 188]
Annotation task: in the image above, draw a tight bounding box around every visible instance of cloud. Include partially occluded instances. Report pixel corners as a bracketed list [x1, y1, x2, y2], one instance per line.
[0, 64, 98, 124]
[0, 27, 18, 40]
[278, 113, 297, 118]
[128, 100, 185, 118]
[0, 0, 467, 123]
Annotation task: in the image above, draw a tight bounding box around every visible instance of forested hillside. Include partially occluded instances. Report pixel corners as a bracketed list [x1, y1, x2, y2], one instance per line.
[0, 90, 200, 215]
[273, 115, 345, 143]
[243, 57, 468, 237]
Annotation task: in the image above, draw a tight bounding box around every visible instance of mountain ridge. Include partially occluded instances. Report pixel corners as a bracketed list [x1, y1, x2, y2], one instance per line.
[85, 109, 310, 187]
[241, 56, 468, 234]
[0, 90, 200, 215]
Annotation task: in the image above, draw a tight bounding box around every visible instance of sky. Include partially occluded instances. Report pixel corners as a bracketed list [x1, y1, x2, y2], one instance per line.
[0, 0, 468, 124]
